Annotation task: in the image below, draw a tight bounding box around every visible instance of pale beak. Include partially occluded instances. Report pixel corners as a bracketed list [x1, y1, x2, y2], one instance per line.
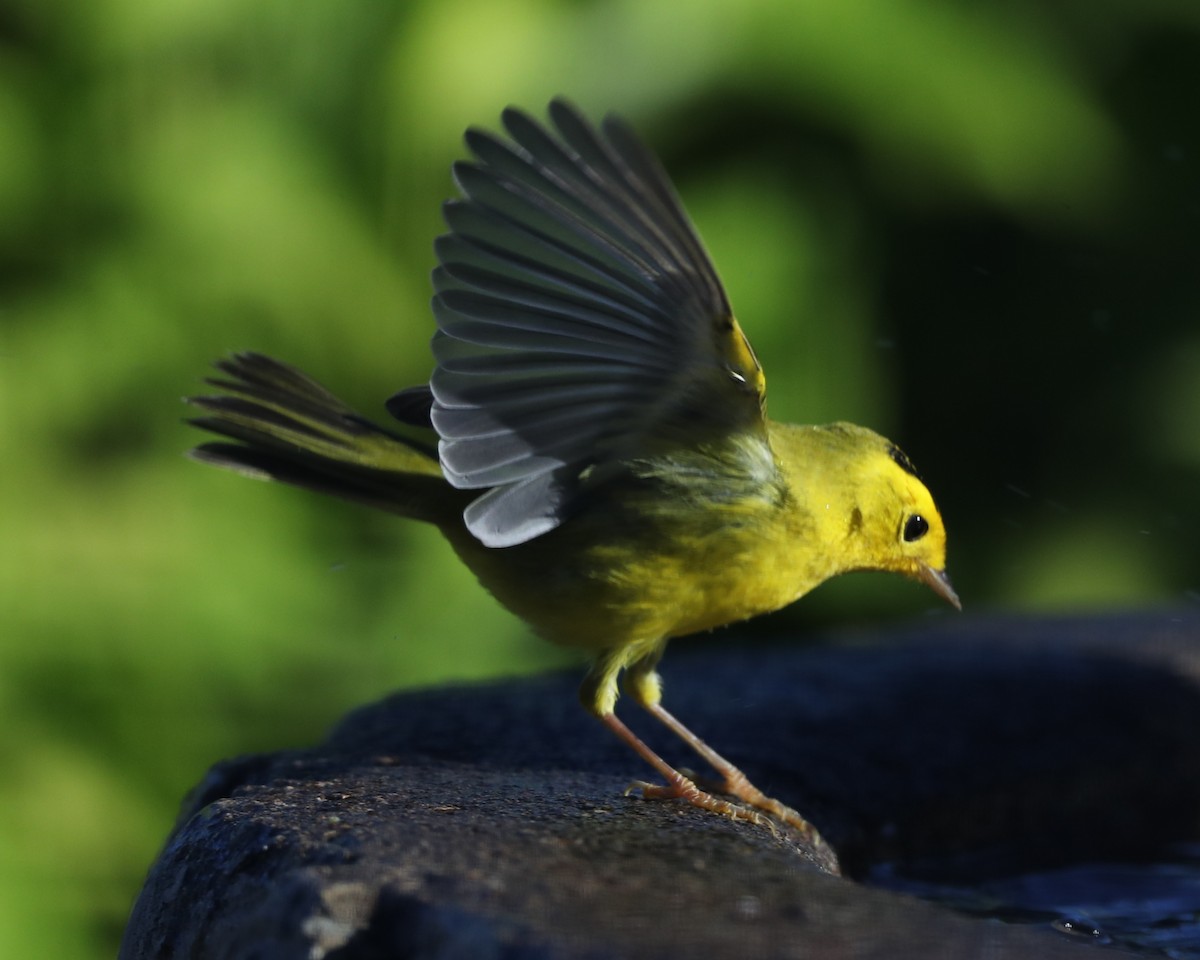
[918, 564, 961, 611]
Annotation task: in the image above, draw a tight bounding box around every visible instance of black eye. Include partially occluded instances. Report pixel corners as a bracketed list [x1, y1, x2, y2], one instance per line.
[903, 514, 929, 542]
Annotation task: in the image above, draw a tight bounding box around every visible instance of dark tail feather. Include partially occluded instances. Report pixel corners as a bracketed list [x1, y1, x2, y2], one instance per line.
[187, 353, 458, 525]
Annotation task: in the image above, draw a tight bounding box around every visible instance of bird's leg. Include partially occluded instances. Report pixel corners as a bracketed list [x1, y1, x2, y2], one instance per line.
[582, 649, 772, 828]
[641, 699, 828, 848]
[597, 710, 775, 830]
[623, 659, 832, 855]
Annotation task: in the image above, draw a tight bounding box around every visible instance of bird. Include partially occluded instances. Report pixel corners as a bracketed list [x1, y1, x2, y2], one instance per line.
[187, 98, 958, 864]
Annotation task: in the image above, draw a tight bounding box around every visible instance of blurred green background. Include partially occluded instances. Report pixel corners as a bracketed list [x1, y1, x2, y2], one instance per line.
[1, 0, 1198, 955]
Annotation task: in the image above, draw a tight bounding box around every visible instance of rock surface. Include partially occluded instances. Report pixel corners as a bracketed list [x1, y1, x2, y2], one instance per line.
[121, 611, 1200, 958]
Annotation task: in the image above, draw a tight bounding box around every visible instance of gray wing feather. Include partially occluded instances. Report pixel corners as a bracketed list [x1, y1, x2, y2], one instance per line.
[430, 98, 737, 547]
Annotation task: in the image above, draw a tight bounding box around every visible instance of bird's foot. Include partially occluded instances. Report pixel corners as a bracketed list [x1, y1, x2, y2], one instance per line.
[599, 708, 839, 872]
[631, 773, 832, 851]
[625, 777, 779, 834]
[710, 769, 826, 848]
[636, 701, 834, 857]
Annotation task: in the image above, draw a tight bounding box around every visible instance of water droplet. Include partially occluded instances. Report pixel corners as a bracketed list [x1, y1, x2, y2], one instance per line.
[1052, 915, 1109, 943]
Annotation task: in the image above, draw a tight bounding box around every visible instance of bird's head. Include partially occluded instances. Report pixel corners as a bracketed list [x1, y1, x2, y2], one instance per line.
[776, 422, 959, 610]
[879, 449, 958, 609]
[850, 428, 959, 609]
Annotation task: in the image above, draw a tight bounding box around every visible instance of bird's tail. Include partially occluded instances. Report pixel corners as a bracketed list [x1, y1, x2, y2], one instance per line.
[187, 352, 460, 526]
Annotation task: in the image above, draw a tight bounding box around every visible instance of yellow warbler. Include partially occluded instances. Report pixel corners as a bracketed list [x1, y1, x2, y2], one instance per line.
[189, 99, 958, 860]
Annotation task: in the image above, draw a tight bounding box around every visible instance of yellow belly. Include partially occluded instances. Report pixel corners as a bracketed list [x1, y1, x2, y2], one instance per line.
[448, 485, 826, 655]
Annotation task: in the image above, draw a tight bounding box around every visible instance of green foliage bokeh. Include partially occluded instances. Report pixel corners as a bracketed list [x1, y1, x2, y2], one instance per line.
[1, 1, 1197, 956]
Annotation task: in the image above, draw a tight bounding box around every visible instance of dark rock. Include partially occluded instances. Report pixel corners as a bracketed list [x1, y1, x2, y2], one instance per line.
[121, 612, 1200, 958]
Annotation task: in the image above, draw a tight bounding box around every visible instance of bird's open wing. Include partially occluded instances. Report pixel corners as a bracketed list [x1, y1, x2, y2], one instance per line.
[427, 98, 767, 547]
